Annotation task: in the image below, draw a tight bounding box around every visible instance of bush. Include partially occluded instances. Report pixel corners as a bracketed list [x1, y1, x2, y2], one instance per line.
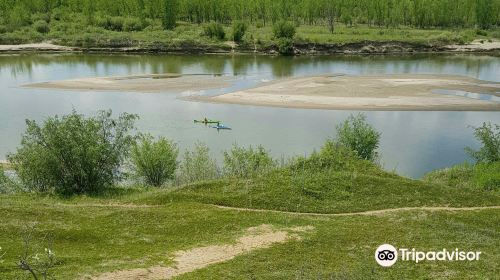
[465, 122, 500, 163]
[33, 20, 50, 33]
[177, 142, 219, 184]
[8, 110, 137, 195]
[273, 20, 296, 39]
[131, 135, 178, 187]
[335, 114, 381, 161]
[223, 145, 275, 178]
[277, 38, 294, 55]
[290, 140, 377, 173]
[0, 25, 6, 34]
[96, 16, 124, 31]
[123, 18, 145, 32]
[203, 22, 225, 40]
[231, 21, 247, 42]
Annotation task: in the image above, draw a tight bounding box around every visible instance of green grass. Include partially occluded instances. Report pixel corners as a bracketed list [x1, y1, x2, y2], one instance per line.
[130, 167, 500, 214]
[0, 194, 498, 279]
[1, 160, 499, 279]
[1, 16, 497, 50]
[424, 162, 500, 191]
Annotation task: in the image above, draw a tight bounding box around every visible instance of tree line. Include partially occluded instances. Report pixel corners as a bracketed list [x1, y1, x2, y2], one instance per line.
[1, 0, 499, 30]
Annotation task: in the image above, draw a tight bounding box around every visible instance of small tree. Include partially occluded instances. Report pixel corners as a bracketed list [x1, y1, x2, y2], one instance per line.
[273, 20, 296, 39]
[8, 110, 137, 195]
[17, 227, 57, 280]
[335, 114, 381, 161]
[232, 21, 247, 42]
[223, 145, 275, 178]
[131, 135, 178, 187]
[203, 22, 225, 40]
[163, 0, 178, 30]
[177, 142, 219, 184]
[465, 122, 500, 163]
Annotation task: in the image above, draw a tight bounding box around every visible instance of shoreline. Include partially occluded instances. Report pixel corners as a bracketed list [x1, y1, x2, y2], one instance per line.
[1, 40, 499, 55]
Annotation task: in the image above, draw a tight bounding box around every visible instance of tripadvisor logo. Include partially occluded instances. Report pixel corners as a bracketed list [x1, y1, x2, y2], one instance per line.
[375, 244, 481, 267]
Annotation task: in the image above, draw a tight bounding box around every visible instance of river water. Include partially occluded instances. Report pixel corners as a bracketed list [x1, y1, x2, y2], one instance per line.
[0, 53, 499, 178]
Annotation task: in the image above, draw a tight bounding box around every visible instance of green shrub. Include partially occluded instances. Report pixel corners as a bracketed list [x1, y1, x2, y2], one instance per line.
[223, 145, 275, 178]
[96, 16, 124, 31]
[8, 110, 137, 195]
[476, 29, 488, 36]
[465, 122, 500, 163]
[277, 38, 294, 55]
[472, 162, 500, 191]
[33, 20, 50, 33]
[123, 18, 145, 32]
[273, 20, 296, 39]
[290, 140, 377, 173]
[0, 25, 6, 34]
[177, 142, 219, 184]
[203, 22, 225, 40]
[231, 21, 247, 42]
[336, 114, 381, 161]
[131, 135, 178, 187]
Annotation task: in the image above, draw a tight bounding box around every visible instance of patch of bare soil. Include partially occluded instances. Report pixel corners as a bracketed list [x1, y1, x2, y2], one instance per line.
[89, 224, 313, 280]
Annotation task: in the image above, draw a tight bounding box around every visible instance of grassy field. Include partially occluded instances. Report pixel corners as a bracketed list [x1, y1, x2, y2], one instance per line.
[1, 160, 499, 279]
[1, 19, 498, 50]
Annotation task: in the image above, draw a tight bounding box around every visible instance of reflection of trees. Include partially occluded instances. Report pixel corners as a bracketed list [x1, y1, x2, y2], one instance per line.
[0, 53, 498, 81]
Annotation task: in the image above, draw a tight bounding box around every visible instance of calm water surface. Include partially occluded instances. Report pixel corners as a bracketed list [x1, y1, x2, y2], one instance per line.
[0, 54, 499, 178]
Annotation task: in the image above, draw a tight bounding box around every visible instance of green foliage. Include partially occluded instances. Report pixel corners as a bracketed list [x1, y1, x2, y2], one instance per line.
[335, 114, 381, 161]
[465, 122, 500, 163]
[163, 0, 178, 30]
[223, 145, 275, 178]
[273, 21, 296, 39]
[131, 135, 178, 187]
[33, 20, 49, 33]
[8, 110, 137, 195]
[291, 140, 377, 173]
[424, 162, 500, 191]
[177, 142, 219, 184]
[203, 22, 225, 40]
[277, 38, 294, 55]
[231, 21, 247, 42]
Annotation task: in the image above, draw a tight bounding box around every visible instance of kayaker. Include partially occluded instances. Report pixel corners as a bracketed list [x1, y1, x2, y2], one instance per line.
[204, 117, 208, 123]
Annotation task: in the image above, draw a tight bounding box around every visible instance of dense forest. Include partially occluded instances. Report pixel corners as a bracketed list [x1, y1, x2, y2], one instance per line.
[1, 0, 499, 31]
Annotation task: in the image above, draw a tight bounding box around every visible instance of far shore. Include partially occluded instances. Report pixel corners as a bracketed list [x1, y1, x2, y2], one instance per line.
[191, 74, 500, 111]
[1, 40, 500, 55]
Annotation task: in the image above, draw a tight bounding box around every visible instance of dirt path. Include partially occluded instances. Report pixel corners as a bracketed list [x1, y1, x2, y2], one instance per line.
[90, 224, 313, 280]
[209, 204, 500, 217]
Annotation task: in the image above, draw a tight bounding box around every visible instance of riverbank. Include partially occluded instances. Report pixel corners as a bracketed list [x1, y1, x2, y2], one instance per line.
[1, 40, 500, 55]
[192, 74, 500, 111]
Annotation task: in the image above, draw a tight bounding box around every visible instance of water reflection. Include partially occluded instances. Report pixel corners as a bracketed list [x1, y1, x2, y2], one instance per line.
[0, 54, 499, 178]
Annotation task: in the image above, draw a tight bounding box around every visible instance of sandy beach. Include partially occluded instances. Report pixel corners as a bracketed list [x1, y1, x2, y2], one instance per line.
[25, 73, 233, 93]
[192, 74, 500, 111]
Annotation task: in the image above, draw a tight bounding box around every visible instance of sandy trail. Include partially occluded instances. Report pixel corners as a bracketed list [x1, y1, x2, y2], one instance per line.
[90, 224, 312, 280]
[193, 74, 500, 111]
[210, 205, 500, 217]
[0, 43, 74, 52]
[24, 73, 232, 93]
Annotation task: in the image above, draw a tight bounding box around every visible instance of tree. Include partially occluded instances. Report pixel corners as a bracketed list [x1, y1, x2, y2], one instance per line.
[335, 114, 381, 161]
[465, 122, 500, 163]
[8, 110, 137, 195]
[163, 0, 178, 30]
[131, 135, 178, 187]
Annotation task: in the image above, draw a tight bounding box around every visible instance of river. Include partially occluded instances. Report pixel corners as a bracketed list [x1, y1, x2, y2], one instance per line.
[0, 53, 499, 178]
